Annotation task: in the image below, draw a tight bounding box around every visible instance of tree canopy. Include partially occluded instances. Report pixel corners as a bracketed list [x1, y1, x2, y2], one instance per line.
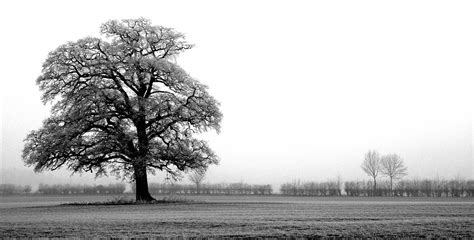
[23, 18, 222, 201]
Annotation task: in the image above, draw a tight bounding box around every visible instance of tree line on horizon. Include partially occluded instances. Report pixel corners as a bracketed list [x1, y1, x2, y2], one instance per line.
[280, 178, 474, 197]
[1, 150, 470, 197]
[1, 177, 473, 197]
[132, 182, 273, 195]
[0, 183, 127, 195]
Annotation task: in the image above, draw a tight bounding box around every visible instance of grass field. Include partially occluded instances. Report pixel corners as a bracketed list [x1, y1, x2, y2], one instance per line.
[0, 194, 473, 238]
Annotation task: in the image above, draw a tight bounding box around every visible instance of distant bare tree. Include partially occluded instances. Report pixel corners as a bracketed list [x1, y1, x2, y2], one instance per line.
[23, 185, 32, 194]
[336, 175, 342, 196]
[361, 150, 381, 195]
[381, 154, 407, 194]
[188, 169, 206, 194]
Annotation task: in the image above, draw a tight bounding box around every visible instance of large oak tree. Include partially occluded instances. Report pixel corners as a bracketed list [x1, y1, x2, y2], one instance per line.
[23, 18, 222, 202]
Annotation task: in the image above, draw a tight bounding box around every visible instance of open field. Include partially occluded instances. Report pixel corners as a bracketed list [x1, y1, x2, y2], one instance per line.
[1, 195, 473, 238]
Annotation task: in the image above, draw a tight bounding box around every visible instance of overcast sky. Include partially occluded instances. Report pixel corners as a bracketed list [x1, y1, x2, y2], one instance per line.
[1, 0, 473, 188]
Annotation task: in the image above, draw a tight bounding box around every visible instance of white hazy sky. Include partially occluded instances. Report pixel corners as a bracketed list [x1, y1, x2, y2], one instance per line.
[0, 0, 473, 188]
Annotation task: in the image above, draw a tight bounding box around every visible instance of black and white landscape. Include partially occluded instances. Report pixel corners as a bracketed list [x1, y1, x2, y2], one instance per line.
[0, 1, 473, 238]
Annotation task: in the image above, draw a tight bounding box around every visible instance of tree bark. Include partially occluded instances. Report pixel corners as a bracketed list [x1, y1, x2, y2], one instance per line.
[133, 105, 155, 202]
[134, 163, 155, 202]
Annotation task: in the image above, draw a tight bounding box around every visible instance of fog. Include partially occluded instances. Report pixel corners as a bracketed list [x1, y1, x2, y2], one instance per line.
[1, 0, 473, 190]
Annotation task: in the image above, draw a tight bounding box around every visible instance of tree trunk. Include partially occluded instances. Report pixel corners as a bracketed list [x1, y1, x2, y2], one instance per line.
[133, 110, 154, 202]
[390, 177, 393, 196]
[134, 164, 155, 202]
[373, 178, 377, 196]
